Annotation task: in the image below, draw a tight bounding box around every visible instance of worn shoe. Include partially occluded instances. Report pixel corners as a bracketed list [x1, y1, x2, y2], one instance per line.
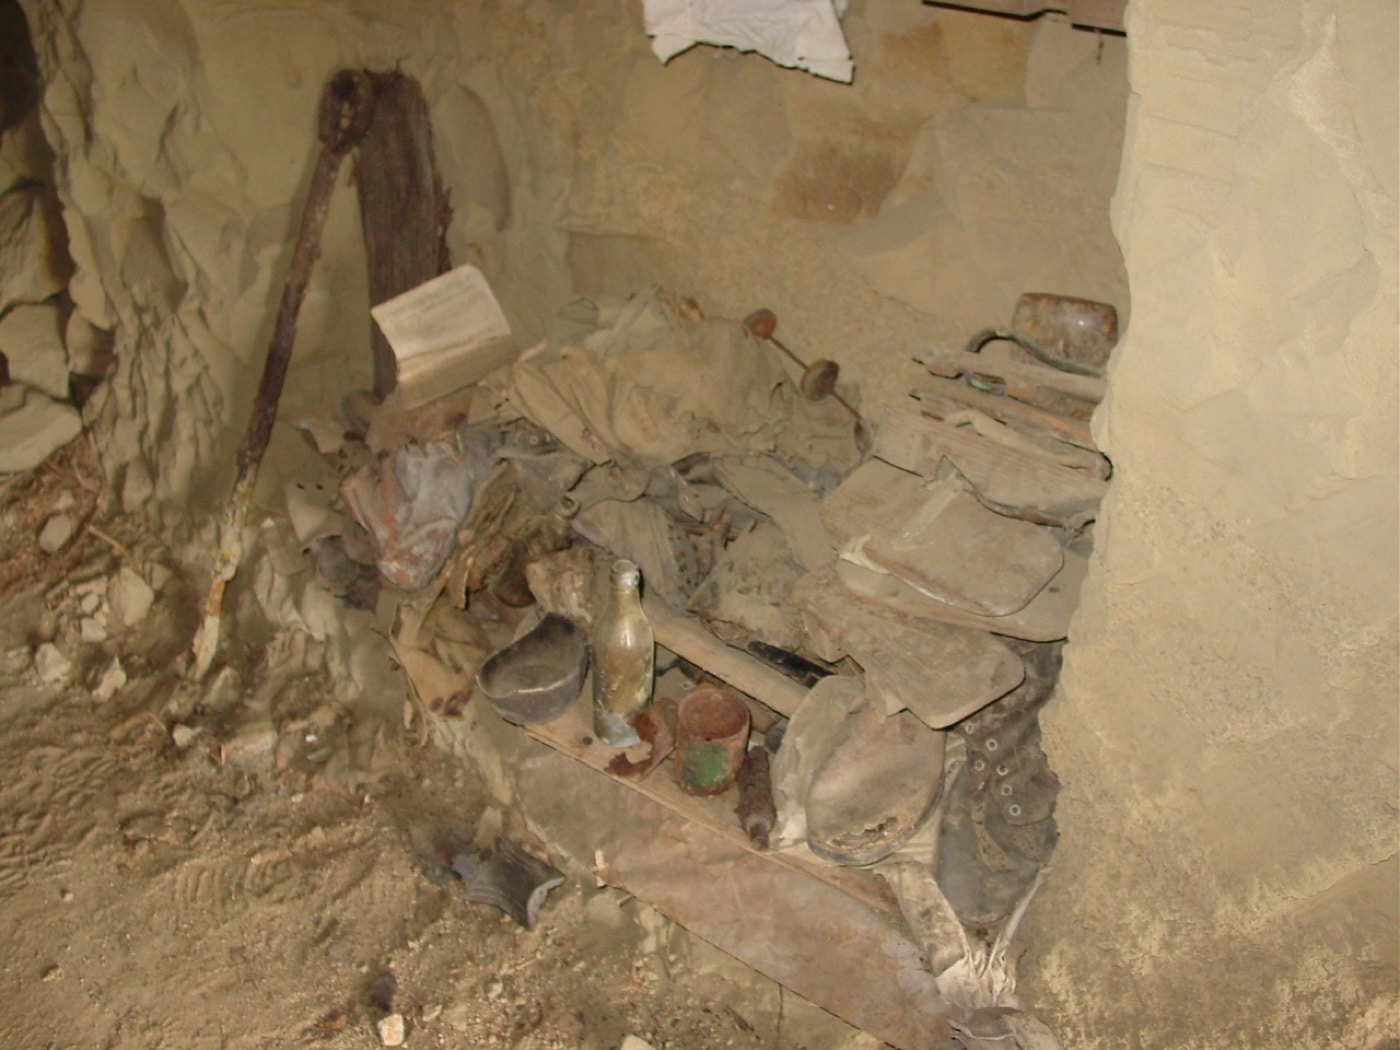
[805, 698, 947, 867]
[935, 641, 1061, 929]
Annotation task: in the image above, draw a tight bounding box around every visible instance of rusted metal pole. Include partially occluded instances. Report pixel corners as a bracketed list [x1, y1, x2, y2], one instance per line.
[190, 72, 375, 680]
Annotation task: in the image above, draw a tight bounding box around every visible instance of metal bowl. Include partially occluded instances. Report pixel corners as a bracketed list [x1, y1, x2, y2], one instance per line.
[476, 613, 589, 726]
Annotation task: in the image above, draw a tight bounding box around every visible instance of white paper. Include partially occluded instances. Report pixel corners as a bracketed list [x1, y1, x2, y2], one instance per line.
[643, 0, 853, 83]
[370, 264, 511, 363]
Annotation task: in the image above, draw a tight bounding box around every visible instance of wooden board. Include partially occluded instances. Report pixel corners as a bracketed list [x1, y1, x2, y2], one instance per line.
[790, 573, 1025, 728]
[923, 0, 1125, 32]
[910, 375, 1096, 450]
[917, 346, 1106, 409]
[644, 595, 811, 717]
[518, 747, 949, 1050]
[522, 698, 897, 917]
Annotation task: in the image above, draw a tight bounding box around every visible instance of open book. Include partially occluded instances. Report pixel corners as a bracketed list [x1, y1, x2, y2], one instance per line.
[370, 264, 520, 409]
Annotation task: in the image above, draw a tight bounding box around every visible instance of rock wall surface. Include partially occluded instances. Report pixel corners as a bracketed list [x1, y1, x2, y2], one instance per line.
[19, 0, 1126, 548]
[1033, 0, 1399, 1046]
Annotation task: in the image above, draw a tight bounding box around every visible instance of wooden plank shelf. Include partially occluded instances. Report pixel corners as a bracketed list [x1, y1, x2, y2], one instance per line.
[521, 697, 899, 918]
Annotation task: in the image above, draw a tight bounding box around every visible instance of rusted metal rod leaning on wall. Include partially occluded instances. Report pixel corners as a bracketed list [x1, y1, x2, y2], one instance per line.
[190, 72, 376, 680]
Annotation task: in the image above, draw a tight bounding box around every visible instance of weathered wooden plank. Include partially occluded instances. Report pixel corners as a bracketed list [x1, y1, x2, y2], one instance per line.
[916, 346, 1107, 407]
[909, 376, 1096, 449]
[791, 573, 1025, 728]
[644, 595, 811, 717]
[518, 746, 950, 1050]
[356, 71, 452, 399]
[522, 698, 896, 915]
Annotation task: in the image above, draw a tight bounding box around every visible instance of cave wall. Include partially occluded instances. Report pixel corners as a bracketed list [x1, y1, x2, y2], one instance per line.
[18, 0, 1126, 545]
[15, 0, 1398, 1047]
[1033, 0, 1399, 1046]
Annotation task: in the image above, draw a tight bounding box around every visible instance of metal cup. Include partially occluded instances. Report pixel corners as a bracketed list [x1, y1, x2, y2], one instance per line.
[675, 686, 751, 796]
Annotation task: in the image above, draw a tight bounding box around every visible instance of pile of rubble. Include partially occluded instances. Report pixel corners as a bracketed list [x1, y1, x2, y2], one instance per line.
[238, 282, 1114, 1049]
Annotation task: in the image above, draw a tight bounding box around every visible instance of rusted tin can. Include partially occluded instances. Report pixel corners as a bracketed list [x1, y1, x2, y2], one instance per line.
[1010, 292, 1119, 371]
[675, 686, 751, 796]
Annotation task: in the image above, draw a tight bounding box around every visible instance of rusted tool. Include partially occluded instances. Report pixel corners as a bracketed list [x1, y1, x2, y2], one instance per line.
[190, 72, 376, 680]
[735, 746, 777, 850]
[1011, 292, 1118, 372]
[963, 292, 1117, 379]
[743, 308, 864, 425]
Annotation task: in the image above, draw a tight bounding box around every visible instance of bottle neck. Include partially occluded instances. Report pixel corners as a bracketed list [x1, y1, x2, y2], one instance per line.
[609, 559, 641, 595]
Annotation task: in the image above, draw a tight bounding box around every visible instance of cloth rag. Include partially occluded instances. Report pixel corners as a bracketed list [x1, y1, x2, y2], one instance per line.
[643, 0, 853, 82]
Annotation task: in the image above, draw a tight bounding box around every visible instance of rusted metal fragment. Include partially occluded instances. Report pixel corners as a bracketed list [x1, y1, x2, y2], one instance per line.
[606, 698, 679, 779]
[735, 747, 777, 850]
[1010, 292, 1118, 371]
[451, 836, 565, 931]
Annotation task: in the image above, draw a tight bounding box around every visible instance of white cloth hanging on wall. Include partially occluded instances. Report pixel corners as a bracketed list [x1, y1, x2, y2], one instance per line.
[643, 0, 853, 83]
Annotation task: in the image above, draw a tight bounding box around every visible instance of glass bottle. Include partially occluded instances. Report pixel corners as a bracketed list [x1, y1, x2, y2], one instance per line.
[591, 558, 654, 747]
[492, 494, 581, 608]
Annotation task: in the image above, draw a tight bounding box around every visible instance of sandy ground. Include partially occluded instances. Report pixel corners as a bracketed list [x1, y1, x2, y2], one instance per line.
[0, 446, 886, 1050]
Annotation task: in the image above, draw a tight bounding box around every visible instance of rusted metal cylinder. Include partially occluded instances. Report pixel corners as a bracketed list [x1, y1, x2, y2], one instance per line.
[735, 747, 777, 849]
[675, 685, 751, 796]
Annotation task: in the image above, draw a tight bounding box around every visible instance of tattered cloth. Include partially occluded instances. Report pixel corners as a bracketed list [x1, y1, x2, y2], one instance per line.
[509, 293, 858, 474]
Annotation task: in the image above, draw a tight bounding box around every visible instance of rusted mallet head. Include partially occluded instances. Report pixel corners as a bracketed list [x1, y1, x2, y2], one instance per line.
[743, 307, 779, 342]
[800, 359, 841, 401]
[743, 308, 843, 402]
[742, 307, 864, 436]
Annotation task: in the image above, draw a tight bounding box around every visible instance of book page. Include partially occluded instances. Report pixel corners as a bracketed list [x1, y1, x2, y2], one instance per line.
[370, 264, 511, 363]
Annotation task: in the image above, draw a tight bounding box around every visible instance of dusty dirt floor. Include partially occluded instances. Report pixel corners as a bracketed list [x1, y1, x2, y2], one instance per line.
[0, 443, 888, 1050]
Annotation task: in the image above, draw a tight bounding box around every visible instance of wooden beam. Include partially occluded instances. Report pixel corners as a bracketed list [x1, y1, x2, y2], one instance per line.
[923, 0, 1126, 31]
